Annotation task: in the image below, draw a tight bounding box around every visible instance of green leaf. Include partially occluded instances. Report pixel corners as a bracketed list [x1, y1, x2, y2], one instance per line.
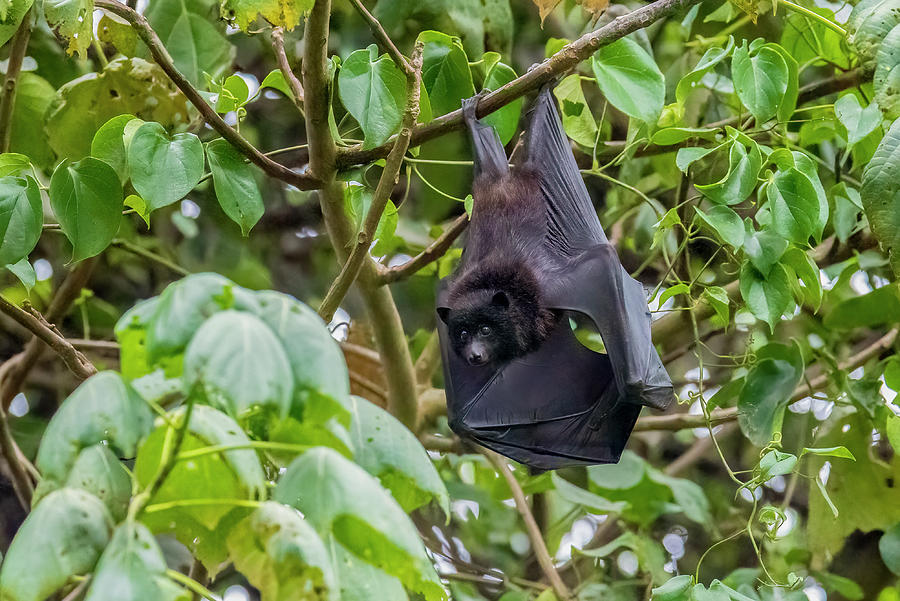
[251, 290, 350, 410]
[770, 43, 799, 123]
[551, 472, 627, 514]
[766, 167, 821, 244]
[659, 283, 690, 307]
[338, 45, 407, 149]
[882, 523, 900, 576]
[44, 0, 92, 57]
[344, 182, 398, 255]
[694, 205, 744, 248]
[144, 272, 259, 364]
[0, 0, 32, 48]
[847, 0, 900, 70]
[757, 449, 798, 479]
[591, 36, 665, 124]
[651, 127, 718, 146]
[274, 447, 445, 601]
[676, 39, 734, 108]
[46, 57, 191, 160]
[125, 194, 151, 228]
[835, 94, 883, 147]
[49, 157, 124, 261]
[97, 13, 138, 57]
[6, 257, 35, 291]
[35, 371, 154, 487]
[0, 153, 31, 177]
[553, 74, 597, 148]
[651, 575, 693, 601]
[862, 117, 900, 275]
[731, 38, 789, 123]
[0, 176, 41, 267]
[743, 227, 788, 277]
[740, 262, 792, 332]
[694, 139, 762, 205]
[801, 446, 856, 460]
[145, 0, 235, 84]
[0, 488, 113, 601]
[481, 61, 522, 145]
[875, 24, 900, 120]
[220, 0, 314, 30]
[825, 283, 900, 329]
[702, 285, 731, 326]
[183, 310, 294, 418]
[780, 8, 849, 70]
[205, 139, 264, 236]
[347, 396, 449, 514]
[260, 69, 294, 99]
[91, 114, 140, 182]
[34, 444, 132, 522]
[214, 74, 250, 113]
[737, 344, 803, 446]
[227, 502, 339, 601]
[9, 73, 55, 168]
[832, 182, 864, 243]
[781, 246, 823, 310]
[84, 522, 188, 601]
[128, 122, 204, 212]
[419, 31, 475, 117]
[327, 536, 407, 601]
[676, 146, 718, 172]
[648, 471, 712, 525]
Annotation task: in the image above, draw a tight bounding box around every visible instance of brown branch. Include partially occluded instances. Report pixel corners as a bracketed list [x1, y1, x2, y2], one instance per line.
[414, 330, 441, 386]
[93, 0, 321, 191]
[270, 27, 304, 106]
[0, 297, 97, 380]
[335, 0, 702, 169]
[376, 214, 469, 285]
[350, 0, 413, 75]
[318, 42, 424, 322]
[484, 450, 572, 600]
[0, 8, 32, 152]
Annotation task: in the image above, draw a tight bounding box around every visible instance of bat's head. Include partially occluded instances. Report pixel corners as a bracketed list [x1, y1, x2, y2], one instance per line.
[437, 290, 522, 367]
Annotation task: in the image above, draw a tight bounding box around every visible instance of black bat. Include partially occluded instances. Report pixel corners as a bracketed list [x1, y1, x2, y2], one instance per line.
[436, 84, 674, 471]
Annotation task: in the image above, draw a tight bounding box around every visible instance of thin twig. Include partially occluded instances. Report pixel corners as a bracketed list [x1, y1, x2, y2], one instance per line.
[111, 238, 190, 276]
[414, 330, 441, 386]
[350, 0, 413, 75]
[93, 0, 321, 191]
[0, 8, 32, 152]
[485, 450, 572, 600]
[318, 42, 424, 322]
[376, 214, 468, 285]
[0, 296, 97, 380]
[270, 27, 304, 105]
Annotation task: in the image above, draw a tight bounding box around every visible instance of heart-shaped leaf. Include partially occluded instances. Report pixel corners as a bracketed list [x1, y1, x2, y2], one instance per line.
[127, 122, 204, 212]
[338, 45, 408, 149]
[0, 175, 42, 266]
[591, 36, 665, 124]
[206, 139, 265, 236]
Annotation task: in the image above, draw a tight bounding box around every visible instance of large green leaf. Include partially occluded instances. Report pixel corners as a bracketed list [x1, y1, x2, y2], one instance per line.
[8, 73, 55, 168]
[693, 205, 744, 249]
[84, 522, 188, 601]
[45, 57, 191, 160]
[481, 61, 522, 145]
[0, 0, 32, 48]
[327, 536, 407, 601]
[742, 226, 788, 276]
[35, 371, 154, 487]
[0, 488, 113, 601]
[591, 36, 665, 124]
[551, 472, 627, 514]
[346, 396, 449, 513]
[44, 0, 92, 57]
[875, 24, 900, 119]
[553, 73, 598, 148]
[675, 39, 734, 109]
[274, 447, 445, 601]
[338, 45, 408, 149]
[835, 94, 883, 147]
[418, 30, 475, 117]
[847, 0, 900, 70]
[183, 310, 294, 418]
[144, 272, 259, 364]
[765, 167, 821, 244]
[49, 157, 124, 261]
[881, 522, 900, 576]
[739, 262, 793, 331]
[0, 176, 42, 267]
[91, 114, 140, 182]
[861, 117, 900, 275]
[227, 502, 338, 601]
[206, 139, 265, 236]
[33, 444, 132, 522]
[694, 138, 762, 205]
[824, 283, 900, 329]
[144, 0, 235, 85]
[731, 39, 789, 124]
[127, 122, 204, 212]
[737, 343, 804, 446]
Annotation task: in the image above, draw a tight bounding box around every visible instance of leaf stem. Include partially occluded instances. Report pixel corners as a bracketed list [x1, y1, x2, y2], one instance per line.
[147, 498, 263, 513]
[176, 440, 311, 461]
[166, 569, 221, 601]
[775, 0, 847, 36]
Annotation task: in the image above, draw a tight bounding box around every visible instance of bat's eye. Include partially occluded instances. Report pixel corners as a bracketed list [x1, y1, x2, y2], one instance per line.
[479, 326, 491, 336]
[459, 330, 468, 341]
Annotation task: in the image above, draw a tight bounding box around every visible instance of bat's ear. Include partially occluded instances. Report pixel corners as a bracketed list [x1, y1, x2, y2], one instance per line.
[437, 307, 451, 323]
[491, 291, 509, 308]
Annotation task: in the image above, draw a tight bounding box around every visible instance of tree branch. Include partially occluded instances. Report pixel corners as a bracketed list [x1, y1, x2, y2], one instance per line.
[270, 27, 304, 106]
[376, 214, 468, 285]
[318, 42, 424, 322]
[93, 0, 321, 191]
[0, 296, 97, 380]
[335, 0, 701, 169]
[484, 450, 572, 600]
[0, 8, 32, 152]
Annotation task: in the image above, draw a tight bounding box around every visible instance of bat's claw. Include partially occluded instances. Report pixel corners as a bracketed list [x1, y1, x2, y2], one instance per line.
[462, 88, 490, 122]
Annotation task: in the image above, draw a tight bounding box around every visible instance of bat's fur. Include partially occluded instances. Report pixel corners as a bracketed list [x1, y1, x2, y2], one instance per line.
[439, 168, 558, 366]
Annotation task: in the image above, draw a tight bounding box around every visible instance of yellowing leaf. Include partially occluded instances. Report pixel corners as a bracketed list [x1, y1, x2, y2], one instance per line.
[221, 0, 315, 31]
[533, 0, 562, 24]
[44, 0, 93, 57]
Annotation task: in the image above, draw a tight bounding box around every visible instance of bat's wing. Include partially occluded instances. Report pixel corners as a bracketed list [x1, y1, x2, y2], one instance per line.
[524, 85, 608, 255]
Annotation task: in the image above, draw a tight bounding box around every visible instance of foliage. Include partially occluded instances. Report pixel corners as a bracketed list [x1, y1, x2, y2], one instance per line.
[1, 0, 900, 600]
